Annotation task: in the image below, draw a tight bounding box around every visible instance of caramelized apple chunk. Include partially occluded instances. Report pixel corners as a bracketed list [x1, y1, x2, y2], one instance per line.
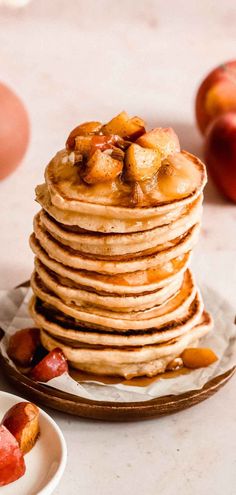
[66, 121, 102, 149]
[7, 328, 40, 367]
[102, 111, 146, 140]
[137, 127, 180, 158]
[2, 403, 40, 455]
[181, 348, 218, 369]
[74, 136, 93, 156]
[82, 149, 123, 184]
[158, 152, 201, 200]
[75, 135, 120, 158]
[125, 143, 162, 181]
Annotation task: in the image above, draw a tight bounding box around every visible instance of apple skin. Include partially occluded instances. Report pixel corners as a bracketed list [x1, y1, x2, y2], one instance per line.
[0, 82, 30, 180]
[7, 327, 40, 367]
[29, 348, 68, 382]
[196, 60, 236, 135]
[204, 112, 236, 202]
[2, 402, 40, 456]
[0, 425, 26, 486]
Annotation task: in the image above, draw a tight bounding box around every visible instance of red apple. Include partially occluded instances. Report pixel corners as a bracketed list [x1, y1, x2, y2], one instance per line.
[7, 327, 40, 367]
[2, 402, 40, 455]
[196, 60, 236, 135]
[29, 348, 68, 382]
[204, 112, 236, 202]
[0, 82, 30, 180]
[0, 425, 26, 486]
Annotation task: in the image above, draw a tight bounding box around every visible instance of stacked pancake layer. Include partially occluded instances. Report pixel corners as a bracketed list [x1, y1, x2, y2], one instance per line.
[29, 121, 212, 378]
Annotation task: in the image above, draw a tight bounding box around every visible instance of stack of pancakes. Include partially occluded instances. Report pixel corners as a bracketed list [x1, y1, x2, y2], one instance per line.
[29, 114, 213, 378]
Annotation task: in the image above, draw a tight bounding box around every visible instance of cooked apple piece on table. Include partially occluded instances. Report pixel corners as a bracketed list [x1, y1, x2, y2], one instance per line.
[82, 149, 123, 184]
[29, 348, 68, 382]
[66, 121, 102, 149]
[7, 327, 40, 367]
[136, 127, 180, 158]
[2, 402, 40, 456]
[0, 425, 26, 486]
[125, 143, 162, 181]
[102, 111, 146, 140]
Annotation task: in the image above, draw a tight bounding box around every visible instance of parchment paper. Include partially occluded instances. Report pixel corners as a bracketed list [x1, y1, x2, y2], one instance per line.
[0, 286, 235, 403]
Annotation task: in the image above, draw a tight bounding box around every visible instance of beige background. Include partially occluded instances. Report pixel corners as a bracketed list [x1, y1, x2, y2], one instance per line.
[0, 1, 236, 494]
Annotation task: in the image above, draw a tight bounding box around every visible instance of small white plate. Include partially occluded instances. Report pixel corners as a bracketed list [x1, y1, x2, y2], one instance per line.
[0, 391, 67, 495]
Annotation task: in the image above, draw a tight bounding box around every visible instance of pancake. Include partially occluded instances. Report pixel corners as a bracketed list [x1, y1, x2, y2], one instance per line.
[30, 269, 199, 331]
[29, 292, 204, 346]
[33, 213, 200, 274]
[34, 259, 183, 312]
[46, 150, 206, 208]
[36, 182, 193, 234]
[35, 210, 190, 261]
[39, 194, 202, 256]
[30, 234, 191, 294]
[40, 311, 212, 378]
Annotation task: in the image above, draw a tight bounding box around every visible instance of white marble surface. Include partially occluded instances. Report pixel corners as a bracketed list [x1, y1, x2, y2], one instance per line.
[0, 1, 236, 494]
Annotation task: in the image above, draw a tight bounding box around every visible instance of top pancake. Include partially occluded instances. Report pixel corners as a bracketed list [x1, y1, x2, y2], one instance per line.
[46, 149, 206, 209]
[37, 143, 206, 233]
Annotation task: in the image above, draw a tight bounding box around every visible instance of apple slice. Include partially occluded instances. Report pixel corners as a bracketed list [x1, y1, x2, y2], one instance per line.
[82, 149, 123, 184]
[7, 328, 40, 367]
[125, 143, 161, 181]
[102, 112, 146, 140]
[0, 425, 26, 486]
[29, 348, 68, 382]
[158, 152, 201, 200]
[66, 121, 102, 149]
[136, 127, 180, 159]
[181, 348, 218, 369]
[2, 403, 40, 456]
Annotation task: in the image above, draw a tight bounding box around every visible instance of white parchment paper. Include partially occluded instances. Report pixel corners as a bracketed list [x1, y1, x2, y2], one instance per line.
[0, 286, 235, 403]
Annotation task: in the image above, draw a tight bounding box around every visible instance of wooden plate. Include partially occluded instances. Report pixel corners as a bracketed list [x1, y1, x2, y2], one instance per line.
[1, 349, 235, 421]
[1, 282, 235, 421]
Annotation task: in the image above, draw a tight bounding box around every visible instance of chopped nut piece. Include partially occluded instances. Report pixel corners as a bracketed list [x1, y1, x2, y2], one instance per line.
[166, 357, 183, 371]
[181, 348, 218, 369]
[130, 181, 145, 206]
[82, 149, 123, 184]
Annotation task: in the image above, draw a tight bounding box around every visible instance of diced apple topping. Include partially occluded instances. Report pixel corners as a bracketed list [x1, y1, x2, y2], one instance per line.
[125, 143, 162, 181]
[158, 152, 201, 200]
[66, 121, 102, 149]
[136, 127, 180, 159]
[82, 149, 123, 184]
[74, 136, 93, 156]
[75, 135, 118, 158]
[102, 111, 146, 140]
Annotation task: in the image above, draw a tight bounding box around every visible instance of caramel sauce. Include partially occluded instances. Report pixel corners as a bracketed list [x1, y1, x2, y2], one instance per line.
[69, 367, 190, 387]
[48, 148, 202, 209]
